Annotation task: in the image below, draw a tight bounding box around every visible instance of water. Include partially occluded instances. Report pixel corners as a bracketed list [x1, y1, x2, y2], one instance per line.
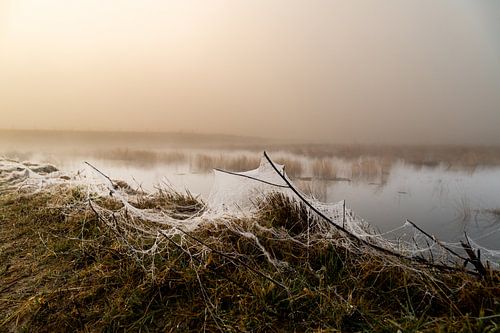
[2, 130, 499, 250]
[327, 162, 500, 249]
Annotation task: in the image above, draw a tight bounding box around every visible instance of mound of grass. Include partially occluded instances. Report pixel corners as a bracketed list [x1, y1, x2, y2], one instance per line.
[0, 187, 498, 332]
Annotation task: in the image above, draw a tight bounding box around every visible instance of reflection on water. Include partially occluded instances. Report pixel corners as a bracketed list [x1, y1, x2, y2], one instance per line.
[2, 130, 500, 251]
[328, 163, 500, 249]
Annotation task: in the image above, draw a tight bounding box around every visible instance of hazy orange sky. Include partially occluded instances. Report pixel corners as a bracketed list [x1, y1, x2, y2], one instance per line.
[1, 1, 499, 144]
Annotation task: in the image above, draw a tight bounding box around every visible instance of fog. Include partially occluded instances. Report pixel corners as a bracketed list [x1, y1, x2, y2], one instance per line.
[1, 0, 499, 145]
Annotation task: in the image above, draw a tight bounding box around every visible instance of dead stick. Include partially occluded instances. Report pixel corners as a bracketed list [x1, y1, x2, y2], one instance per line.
[461, 233, 487, 278]
[84, 161, 116, 189]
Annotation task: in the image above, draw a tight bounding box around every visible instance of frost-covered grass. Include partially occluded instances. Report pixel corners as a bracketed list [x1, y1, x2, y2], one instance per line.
[0, 185, 498, 332]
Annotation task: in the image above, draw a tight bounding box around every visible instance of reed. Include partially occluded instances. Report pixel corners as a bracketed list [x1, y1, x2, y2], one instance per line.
[93, 148, 188, 166]
[295, 180, 328, 201]
[351, 158, 380, 182]
[274, 157, 304, 178]
[311, 158, 337, 179]
[191, 154, 261, 173]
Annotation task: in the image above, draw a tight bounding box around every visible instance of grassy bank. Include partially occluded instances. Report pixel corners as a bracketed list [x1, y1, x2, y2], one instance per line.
[0, 185, 498, 332]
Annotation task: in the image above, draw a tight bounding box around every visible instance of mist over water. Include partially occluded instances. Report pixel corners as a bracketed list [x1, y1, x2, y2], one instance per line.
[1, 1, 500, 144]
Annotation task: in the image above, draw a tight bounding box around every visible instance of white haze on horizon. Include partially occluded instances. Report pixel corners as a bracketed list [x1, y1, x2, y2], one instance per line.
[0, 0, 499, 145]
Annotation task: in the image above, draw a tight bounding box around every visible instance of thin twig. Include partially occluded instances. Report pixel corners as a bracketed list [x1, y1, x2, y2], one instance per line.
[406, 219, 467, 261]
[214, 168, 288, 188]
[84, 161, 116, 189]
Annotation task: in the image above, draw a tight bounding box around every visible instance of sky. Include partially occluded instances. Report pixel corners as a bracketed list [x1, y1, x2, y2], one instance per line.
[0, 0, 499, 144]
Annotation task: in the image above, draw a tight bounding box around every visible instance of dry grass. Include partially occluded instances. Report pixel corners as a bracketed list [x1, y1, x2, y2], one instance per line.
[0, 187, 499, 332]
[133, 189, 205, 219]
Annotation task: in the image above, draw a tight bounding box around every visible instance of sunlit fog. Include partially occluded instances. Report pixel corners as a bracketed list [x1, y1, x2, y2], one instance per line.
[1, 0, 499, 144]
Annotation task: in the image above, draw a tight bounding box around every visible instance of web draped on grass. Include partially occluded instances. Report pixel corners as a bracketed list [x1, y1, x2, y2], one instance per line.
[1, 154, 498, 275]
